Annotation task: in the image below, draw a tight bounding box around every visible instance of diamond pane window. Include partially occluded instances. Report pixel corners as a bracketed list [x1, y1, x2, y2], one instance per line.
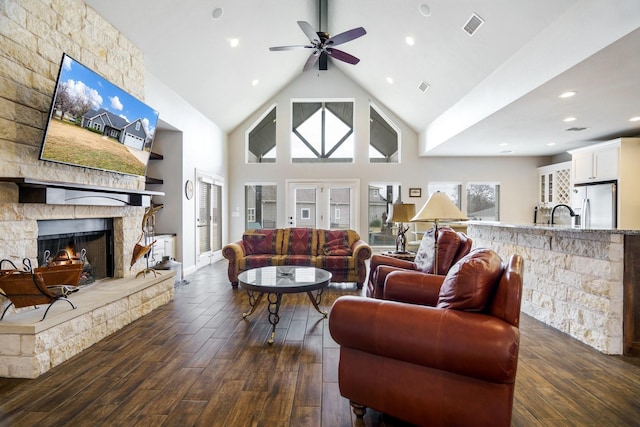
[292, 101, 353, 162]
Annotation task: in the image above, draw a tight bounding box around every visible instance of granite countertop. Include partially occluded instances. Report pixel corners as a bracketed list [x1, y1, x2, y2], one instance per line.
[466, 221, 640, 235]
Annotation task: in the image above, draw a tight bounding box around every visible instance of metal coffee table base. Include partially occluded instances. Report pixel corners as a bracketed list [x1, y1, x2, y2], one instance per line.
[242, 288, 328, 344]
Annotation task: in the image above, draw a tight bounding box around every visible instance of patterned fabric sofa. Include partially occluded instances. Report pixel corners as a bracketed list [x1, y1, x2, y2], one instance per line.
[222, 228, 372, 288]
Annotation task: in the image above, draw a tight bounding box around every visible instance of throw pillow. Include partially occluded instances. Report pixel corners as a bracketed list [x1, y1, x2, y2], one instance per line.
[322, 238, 352, 256]
[243, 233, 269, 255]
[414, 228, 435, 272]
[436, 248, 503, 311]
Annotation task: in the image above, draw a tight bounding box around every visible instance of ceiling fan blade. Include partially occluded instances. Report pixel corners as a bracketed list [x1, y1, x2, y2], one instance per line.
[269, 45, 313, 51]
[326, 48, 360, 65]
[326, 27, 366, 47]
[298, 21, 319, 43]
[303, 52, 321, 71]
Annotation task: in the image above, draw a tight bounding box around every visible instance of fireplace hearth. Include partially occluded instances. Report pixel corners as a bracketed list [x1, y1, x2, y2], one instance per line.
[37, 219, 114, 285]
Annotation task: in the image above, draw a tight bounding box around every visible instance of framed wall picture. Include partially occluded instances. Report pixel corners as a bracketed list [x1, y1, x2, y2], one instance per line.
[409, 188, 422, 198]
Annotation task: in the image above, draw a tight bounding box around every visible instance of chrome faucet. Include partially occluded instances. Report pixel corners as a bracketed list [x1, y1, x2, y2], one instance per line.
[550, 204, 577, 225]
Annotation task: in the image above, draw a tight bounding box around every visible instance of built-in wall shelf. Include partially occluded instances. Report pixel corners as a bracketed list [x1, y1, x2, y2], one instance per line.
[145, 177, 164, 185]
[0, 178, 164, 207]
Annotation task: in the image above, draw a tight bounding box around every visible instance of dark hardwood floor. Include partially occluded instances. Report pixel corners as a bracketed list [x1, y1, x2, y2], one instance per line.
[1, 260, 640, 426]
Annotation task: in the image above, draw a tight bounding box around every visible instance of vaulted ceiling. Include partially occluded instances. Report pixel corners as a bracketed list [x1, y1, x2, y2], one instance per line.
[85, 0, 640, 157]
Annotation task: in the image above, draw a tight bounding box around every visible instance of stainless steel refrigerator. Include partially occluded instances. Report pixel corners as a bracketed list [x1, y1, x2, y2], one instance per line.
[571, 181, 617, 229]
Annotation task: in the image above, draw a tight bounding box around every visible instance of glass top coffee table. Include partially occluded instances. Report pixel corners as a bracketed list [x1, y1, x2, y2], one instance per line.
[237, 266, 332, 344]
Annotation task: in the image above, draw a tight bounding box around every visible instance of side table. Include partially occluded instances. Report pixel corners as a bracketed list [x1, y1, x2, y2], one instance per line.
[381, 251, 416, 262]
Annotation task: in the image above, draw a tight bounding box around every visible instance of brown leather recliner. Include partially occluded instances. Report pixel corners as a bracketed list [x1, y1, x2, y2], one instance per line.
[366, 227, 472, 298]
[329, 248, 524, 427]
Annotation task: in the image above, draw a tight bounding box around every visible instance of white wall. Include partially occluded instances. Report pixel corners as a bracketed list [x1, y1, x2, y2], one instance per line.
[228, 67, 548, 241]
[145, 72, 227, 276]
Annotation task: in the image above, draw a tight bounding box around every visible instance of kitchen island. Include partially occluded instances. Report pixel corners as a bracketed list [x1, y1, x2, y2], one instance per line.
[467, 222, 640, 355]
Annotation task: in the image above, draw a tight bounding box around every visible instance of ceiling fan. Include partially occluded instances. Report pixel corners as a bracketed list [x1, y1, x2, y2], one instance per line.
[269, 20, 366, 72]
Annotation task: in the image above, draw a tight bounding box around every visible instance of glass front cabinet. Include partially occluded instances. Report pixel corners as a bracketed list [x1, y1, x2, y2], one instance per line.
[538, 161, 571, 206]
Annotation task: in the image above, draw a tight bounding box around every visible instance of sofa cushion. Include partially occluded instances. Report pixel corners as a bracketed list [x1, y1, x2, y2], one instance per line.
[322, 238, 352, 256]
[242, 229, 279, 255]
[283, 228, 317, 256]
[239, 254, 283, 271]
[437, 248, 503, 311]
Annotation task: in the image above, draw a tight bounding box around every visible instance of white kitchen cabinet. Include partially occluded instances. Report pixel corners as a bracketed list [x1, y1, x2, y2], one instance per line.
[570, 141, 620, 184]
[537, 161, 571, 206]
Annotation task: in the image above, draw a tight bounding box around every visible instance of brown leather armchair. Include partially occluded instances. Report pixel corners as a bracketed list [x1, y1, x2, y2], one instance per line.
[366, 227, 472, 298]
[329, 248, 524, 427]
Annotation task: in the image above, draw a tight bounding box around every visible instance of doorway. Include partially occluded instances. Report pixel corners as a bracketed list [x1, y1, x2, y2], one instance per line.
[196, 173, 222, 264]
[286, 180, 359, 230]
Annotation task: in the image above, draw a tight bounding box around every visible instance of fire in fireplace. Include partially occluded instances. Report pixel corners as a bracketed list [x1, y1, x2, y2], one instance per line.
[37, 219, 114, 286]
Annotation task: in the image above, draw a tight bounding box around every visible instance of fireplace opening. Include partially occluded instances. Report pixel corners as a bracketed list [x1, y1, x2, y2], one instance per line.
[37, 219, 114, 286]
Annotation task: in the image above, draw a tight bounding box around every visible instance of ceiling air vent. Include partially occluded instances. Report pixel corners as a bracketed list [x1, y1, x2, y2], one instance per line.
[462, 13, 484, 36]
[418, 81, 430, 93]
[565, 127, 589, 132]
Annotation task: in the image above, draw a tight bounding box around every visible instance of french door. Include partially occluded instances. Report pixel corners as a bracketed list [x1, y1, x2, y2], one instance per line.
[196, 174, 222, 259]
[286, 180, 359, 230]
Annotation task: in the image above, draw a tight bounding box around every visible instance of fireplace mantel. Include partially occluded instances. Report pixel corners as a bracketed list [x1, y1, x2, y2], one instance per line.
[0, 178, 164, 207]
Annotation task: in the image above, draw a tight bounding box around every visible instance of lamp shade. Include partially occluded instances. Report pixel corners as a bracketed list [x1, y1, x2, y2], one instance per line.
[411, 191, 467, 222]
[388, 203, 416, 223]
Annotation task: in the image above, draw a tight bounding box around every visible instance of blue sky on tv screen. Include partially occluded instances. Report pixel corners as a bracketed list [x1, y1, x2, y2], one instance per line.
[59, 54, 159, 138]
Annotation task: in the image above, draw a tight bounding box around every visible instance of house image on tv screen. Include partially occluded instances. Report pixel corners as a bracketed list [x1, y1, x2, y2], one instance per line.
[81, 108, 149, 151]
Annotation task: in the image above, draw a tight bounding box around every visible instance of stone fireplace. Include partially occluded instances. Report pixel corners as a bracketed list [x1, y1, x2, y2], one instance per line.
[0, 195, 175, 379]
[0, 0, 176, 379]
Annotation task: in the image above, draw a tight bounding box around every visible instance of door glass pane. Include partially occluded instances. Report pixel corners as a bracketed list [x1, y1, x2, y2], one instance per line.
[329, 187, 351, 229]
[245, 184, 277, 229]
[296, 188, 317, 227]
[211, 183, 221, 251]
[198, 181, 211, 253]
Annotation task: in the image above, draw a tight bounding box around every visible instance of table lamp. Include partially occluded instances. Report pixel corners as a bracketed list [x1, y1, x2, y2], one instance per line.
[388, 202, 416, 253]
[411, 191, 467, 273]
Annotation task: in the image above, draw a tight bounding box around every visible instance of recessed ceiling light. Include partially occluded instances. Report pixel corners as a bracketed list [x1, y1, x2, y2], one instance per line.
[386, 77, 394, 84]
[630, 116, 640, 122]
[419, 3, 431, 17]
[499, 143, 508, 146]
[559, 91, 577, 98]
[228, 38, 239, 47]
[212, 7, 223, 20]
[405, 36, 415, 46]
[547, 142, 556, 146]
[563, 117, 577, 122]
[251, 79, 259, 86]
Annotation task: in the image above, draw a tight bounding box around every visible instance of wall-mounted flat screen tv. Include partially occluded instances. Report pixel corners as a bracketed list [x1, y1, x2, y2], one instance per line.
[39, 53, 159, 177]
